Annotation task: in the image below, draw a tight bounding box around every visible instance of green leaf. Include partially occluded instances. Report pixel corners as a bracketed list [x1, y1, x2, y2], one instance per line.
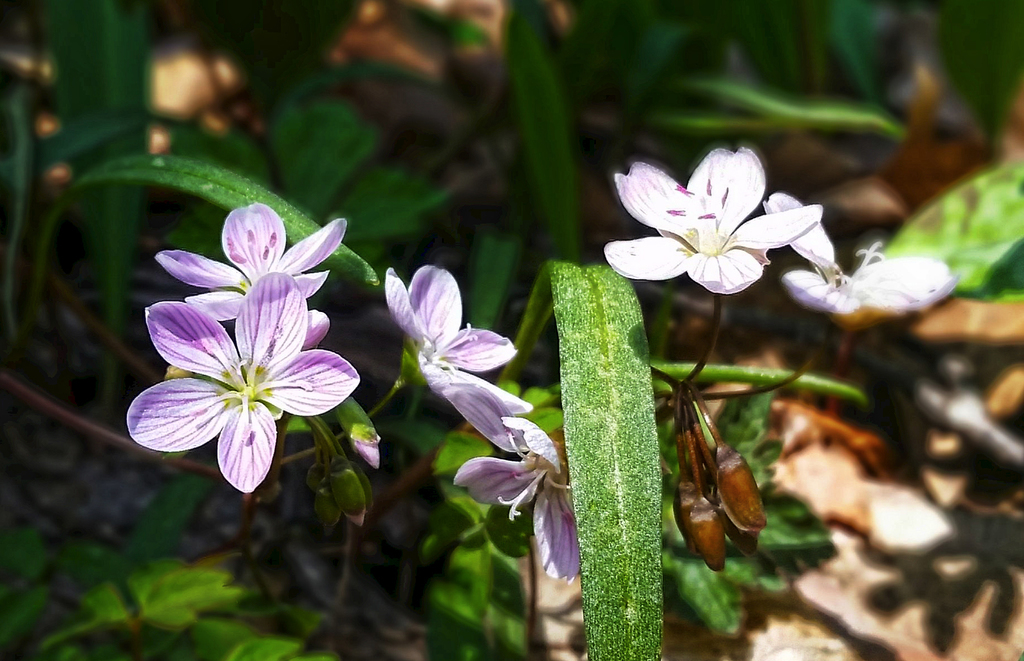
[489, 553, 526, 661]
[1, 84, 34, 337]
[624, 22, 688, 122]
[126, 474, 213, 566]
[43, 584, 131, 648]
[663, 553, 741, 634]
[426, 580, 491, 661]
[715, 393, 778, 486]
[376, 417, 447, 454]
[507, 14, 580, 261]
[887, 161, 1024, 298]
[727, 0, 829, 94]
[448, 544, 493, 614]
[0, 585, 48, 647]
[338, 167, 447, 242]
[171, 125, 269, 182]
[485, 507, 533, 559]
[758, 495, 833, 552]
[972, 237, 1024, 301]
[57, 541, 127, 588]
[37, 110, 151, 172]
[469, 229, 521, 329]
[136, 565, 245, 629]
[434, 432, 495, 476]
[500, 263, 552, 383]
[191, 618, 258, 661]
[222, 637, 303, 661]
[829, 0, 881, 104]
[551, 263, 661, 661]
[0, 527, 48, 580]
[660, 77, 902, 138]
[421, 497, 485, 564]
[939, 0, 1024, 139]
[272, 101, 376, 219]
[651, 360, 868, 408]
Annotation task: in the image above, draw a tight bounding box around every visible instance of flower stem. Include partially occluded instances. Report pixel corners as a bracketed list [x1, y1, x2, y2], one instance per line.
[685, 294, 721, 384]
[367, 377, 404, 419]
[281, 447, 316, 465]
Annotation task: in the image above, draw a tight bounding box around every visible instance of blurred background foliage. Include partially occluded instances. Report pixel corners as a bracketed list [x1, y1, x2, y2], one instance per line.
[3, 0, 1024, 659]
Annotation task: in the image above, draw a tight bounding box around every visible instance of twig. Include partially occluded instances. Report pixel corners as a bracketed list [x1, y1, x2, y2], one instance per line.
[0, 368, 221, 480]
[281, 447, 316, 465]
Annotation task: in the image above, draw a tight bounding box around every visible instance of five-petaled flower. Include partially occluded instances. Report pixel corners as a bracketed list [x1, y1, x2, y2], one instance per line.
[385, 265, 530, 414]
[156, 203, 346, 321]
[770, 193, 958, 316]
[447, 385, 580, 581]
[127, 274, 360, 492]
[605, 148, 822, 295]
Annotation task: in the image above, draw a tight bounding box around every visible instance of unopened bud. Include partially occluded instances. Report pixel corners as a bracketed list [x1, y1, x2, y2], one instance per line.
[336, 398, 381, 469]
[306, 462, 326, 492]
[715, 445, 766, 534]
[329, 457, 367, 523]
[722, 513, 759, 556]
[314, 481, 341, 527]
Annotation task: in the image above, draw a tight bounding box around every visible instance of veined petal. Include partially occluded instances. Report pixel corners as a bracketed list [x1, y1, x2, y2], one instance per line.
[385, 268, 426, 340]
[294, 271, 329, 298]
[409, 266, 462, 345]
[423, 363, 533, 416]
[454, 456, 542, 506]
[439, 382, 517, 451]
[217, 403, 277, 493]
[443, 328, 517, 373]
[276, 218, 346, 274]
[502, 417, 559, 471]
[146, 302, 239, 379]
[184, 290, 244, 321]
[221, 203, 287, 281]
[763, 193, 836, 269]
[604, 237, 691, 281]
[236, 274, 307, 371]
[781, 270, 858, 314]
[262, 349, 360, 417]
[614, 162, 700, 235]
[127, 379, 230, 452]
[687, 251, 764, 295]
[534, 488, 580, 581]
[155, 250, 245, 289]
[850, 257, 958, 312]
[728, 204, 821, 251]
[303, 310, 330, 349]
[688, 147, 766, 236]
[353, 436, 381, 469]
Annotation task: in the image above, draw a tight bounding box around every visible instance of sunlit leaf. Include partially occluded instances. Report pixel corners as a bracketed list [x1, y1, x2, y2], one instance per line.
[551, 263, 661, 661]
[222, 637, 302, 661]
[421, 497, 485, 564]
[43, 584, 131, 648]
[434, 432, 495, 476]
[191, 618, 258, 661]
[663, 552, 741, 633]
[485, 506, 533, 559]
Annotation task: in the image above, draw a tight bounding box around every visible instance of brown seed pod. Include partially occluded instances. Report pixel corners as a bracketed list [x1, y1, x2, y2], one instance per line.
[673, 481, 701, 555]
[722, 510, 760, 556]
[715, 445, 766, 534]
[688, 497, 726, 572]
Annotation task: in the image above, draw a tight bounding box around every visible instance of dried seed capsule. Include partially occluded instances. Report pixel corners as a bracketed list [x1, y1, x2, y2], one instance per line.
[672, 481, 701, 554]
[314, 481, 341, 527]
[306, 462, 326, 492]
[688, 497, 726, 572]
[715, 445, 766, 534]
[722, 511, 759, 556]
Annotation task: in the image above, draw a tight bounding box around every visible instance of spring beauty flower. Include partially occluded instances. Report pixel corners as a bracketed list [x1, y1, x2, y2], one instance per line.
[448, 385, 579, 580]
[605, 148, 822, 294]
[156, 203, 346, 320]
[772, 194, 959, 316]
[385, 265, 530, 414]
[127, 274, 360, 492]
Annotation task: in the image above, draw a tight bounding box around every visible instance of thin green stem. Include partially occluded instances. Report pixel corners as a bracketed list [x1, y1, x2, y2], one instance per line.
[685, 294, 721, 384]
[367, 377, 404, 419]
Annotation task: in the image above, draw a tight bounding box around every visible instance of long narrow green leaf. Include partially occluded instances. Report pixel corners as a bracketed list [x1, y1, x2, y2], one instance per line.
[507, 14, 580, 261]
[1, 84, 32, 337]
[551, 263, 661, 661]
[469, 229, 521, 329]
[8, 154, 376, 363]
[499, 263, 552, 383]
[651, 360, 868, 407]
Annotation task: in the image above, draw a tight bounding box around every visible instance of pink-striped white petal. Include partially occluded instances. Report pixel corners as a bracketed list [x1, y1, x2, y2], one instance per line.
[353, 435, 381, 469]
[442, 328, 516, 373]
[385, 268, 426, 341]
[145, 302, 239, 380]
[763, 192, 836, 268]
[409, 266, 462, 345]
[221, 203, 287, 281]
[781, 270, 857, 314]
[534, 488, 580, 581]
[687, 250, 765, 295]
[303, 310, 330, 349]
[127, 379, 231, 452]
[502, 417, 559, 471]
[728, 204, 821, 251]
[454, 456, 542, 505]
[262, 349, 360, 416]
[613, 162, 700, 235]
[155, 250, 245, 289]
[276, 218, 346, 275]
[850, 257, 958, 312]
[604, 237, 692, 281]
[439, 382, 517, 451]
[236, 274, 307, 371]
[184, 290, 244, 321]
[294, 271, 329, 299]
[688, 148, 766, 237]
[423, 362, 532, 417]
[217, 403, 277, 493]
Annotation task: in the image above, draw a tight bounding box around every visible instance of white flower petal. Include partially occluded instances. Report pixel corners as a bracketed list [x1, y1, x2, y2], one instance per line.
[604, 237, 691, 281]
[613, 162, 700, 235]
[438, 382, 517, 451]
[145, 302, 239, 379]
[454, 456, 541, 505]
[687, 250, 764, 295]
[385, 268, 426, 341]
[276, 218, 346, 275]
[442, 328, 517, 373]
[850, 257, 958, 312]
[236, 274, 307, 372]
[221, 203, 287, 282]
[729, 204, 822, 251]
[534, 488, 580, 581]
[502, 417, 560, 471]
[262, 349, 360, 417]
[409, 266, 463, 345]
[763, 193, 835, 267]
[127, 379, 230, 452]
[687, 147, 766, 236]
[781, 269, 858, 314]
[155, 250, 245, 290]
[184, 291, 244, 321]
[303, 310, 330, 349]
[217, 403, 277, 493]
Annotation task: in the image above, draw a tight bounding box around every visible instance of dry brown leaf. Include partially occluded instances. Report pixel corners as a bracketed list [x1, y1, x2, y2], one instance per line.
[920, 467, 970, 508]
[152, 43, 243, 120]
[771, 400, 897, 476]
[911, 299, 1024, 344]
[985, 364, 1024, 420]
[816, 176, 910, 229]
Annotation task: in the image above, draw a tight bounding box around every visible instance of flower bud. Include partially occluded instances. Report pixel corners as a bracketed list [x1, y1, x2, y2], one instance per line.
[336, 398, 381, 469]
[164, 366, 192, 380]
[329, 457, 367, 524]
[314, 481, 341, 527]
[672, 481, 701, 554]
[722, 512, 759, 556]
[306, 462, 326, 492]
[688, 497, 726, 572]
[715, 445, 766, 534]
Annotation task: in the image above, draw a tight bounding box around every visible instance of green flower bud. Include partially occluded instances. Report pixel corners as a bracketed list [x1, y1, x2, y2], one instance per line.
[306, 462, 326, 492]
[329, 457, 367, 524]
[314, 482, 341, 527]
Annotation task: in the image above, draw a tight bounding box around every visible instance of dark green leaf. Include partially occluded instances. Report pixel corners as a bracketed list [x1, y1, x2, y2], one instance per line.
[1, 84, 34, 337]
[448, 544, 492, 614]
[426, 580, 491, 661]
[191, 618, 257, 661]
[551, 263, 661, 661]
[126, 473, 212, 566]
[278, 604, 323, 640]
[939, 0, 1024, 139]
[829, 0, 881, 104]
[758, 495, 833, 552]
[0, 586, 48, 647]
[43, 584, 131, 648]
[522, 407, 563, 434]
[972, 236, 1024, 301]
[0, 527, 48, 580]
[507, 14, 579, 261]
[56, 541, 127, 588]
[434, 432, 495, 476]
[171, 126, 269, 182]
[887, 161, 1024, 296]
[469, 229, 521, 329]
[222, 637, 303, 661]
[421, 497, 485, 564]
[376, 417, 447, 454]
[485, 507, 533, 559]
[728, 0, 829, 93]
[625, 22, 688, 121]
[338, 167, 446, 242]
[499, 263, 552, 383]
[37, 110, 151, 172]
[490, 554, 526, 661]
[663, 553, 741, 634]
